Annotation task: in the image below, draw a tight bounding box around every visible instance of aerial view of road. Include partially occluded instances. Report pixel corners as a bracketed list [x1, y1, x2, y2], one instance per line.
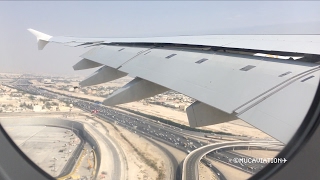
[6, 83, 283, 180]
[183, 141, 280, 180]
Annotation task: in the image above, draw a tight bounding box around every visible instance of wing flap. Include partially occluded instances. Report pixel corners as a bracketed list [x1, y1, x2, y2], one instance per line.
[238, 71, 320, 143]
[80, 46, 152, 69]
[118, 47, 318, 114]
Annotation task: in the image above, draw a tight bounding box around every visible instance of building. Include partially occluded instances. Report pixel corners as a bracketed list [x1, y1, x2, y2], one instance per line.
[41, 79, 54, 84]
[33, 105, 42, 112]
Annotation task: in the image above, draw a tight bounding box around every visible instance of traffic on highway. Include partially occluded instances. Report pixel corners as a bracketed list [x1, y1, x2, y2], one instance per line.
[9, 83, 281, 179]
[12, 85, 207, 153]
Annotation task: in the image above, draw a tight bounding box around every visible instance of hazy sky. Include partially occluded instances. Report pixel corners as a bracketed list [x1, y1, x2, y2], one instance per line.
[0, 1, 319, 77]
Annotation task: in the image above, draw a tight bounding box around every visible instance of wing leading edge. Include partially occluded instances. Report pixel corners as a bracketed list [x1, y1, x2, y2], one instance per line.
[28, 29, 320, 144]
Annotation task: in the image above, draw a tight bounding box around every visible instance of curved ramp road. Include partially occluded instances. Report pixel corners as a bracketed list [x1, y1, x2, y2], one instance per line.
[182, 141, 278, 180]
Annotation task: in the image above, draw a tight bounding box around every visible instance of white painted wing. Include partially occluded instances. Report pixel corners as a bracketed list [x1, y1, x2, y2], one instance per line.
[28, 29, 320, 143]
[28, 29, 320, 55]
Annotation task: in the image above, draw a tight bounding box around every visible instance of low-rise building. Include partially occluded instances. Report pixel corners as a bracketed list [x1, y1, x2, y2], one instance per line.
[33, 105, 42, 112]
[11, 92, 22, 97]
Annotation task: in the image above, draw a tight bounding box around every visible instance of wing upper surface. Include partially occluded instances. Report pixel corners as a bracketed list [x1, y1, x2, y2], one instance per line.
[29, 29, 320, 55]
[118, 48, 318, 114]
[28, 29, 320, 143]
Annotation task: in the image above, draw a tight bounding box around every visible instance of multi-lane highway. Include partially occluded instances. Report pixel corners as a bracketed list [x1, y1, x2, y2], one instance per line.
[207, 150, 265, 174]
[182, 141, 281, 180]
[84, 121, 124, 180]
[200, 158, 226, 180]
[11, 85, 192, 179]
[9, 83, 283, 180]
[5, 84, 125, 180]
[12, 85, 209, 152]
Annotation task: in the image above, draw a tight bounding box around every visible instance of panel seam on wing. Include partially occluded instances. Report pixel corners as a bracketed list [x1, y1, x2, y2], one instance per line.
[235, 67, 320, 115]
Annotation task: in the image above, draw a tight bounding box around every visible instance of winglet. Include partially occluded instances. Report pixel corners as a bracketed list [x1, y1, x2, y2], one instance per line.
[27, 29, 52, 50]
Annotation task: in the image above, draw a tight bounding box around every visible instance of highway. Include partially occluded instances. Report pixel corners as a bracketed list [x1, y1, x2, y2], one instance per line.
[57, 128, 85, 178]
[182, 141, 281, 180]
[84, 121, 123, 180]
[11, 84, 218, 179]
[200, 158, 226, 180]
[11, 84, 186, 179]
[207, 150, 265, 174]
[13, 85, 209, 151]
[5, 84, 124, 180]
[9, 83, 283, 180]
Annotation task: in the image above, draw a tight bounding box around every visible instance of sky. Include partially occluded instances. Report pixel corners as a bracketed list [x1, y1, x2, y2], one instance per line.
[0, 1, 320, 77]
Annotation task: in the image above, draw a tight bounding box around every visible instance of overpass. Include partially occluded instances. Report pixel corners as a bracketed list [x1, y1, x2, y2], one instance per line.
[182, 141, 282, 180]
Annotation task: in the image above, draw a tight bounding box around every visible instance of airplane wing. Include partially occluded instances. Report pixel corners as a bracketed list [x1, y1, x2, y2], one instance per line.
[28, 29, 320, 144]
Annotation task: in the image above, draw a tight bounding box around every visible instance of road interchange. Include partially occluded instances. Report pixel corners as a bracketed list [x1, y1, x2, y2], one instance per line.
[9, 83, 283, 180]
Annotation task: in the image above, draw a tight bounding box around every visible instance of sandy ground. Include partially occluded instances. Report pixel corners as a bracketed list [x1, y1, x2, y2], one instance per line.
[0, 95, 17, 103]
[0, 113, 112, 180]
[1, 108, 172, 180]
[43, 87, 104, 102]
[198, 162, 218, 180]
[2, 125, 80, 178]
[0, 90, 79, 113]
[50, 77, 132, 88]
[72, 143, 94, 179]
[2, 85, 174, 180]
[233, 150, 279, 159]
[149, 138, 187, 164]
[208, 159, 251, 180]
